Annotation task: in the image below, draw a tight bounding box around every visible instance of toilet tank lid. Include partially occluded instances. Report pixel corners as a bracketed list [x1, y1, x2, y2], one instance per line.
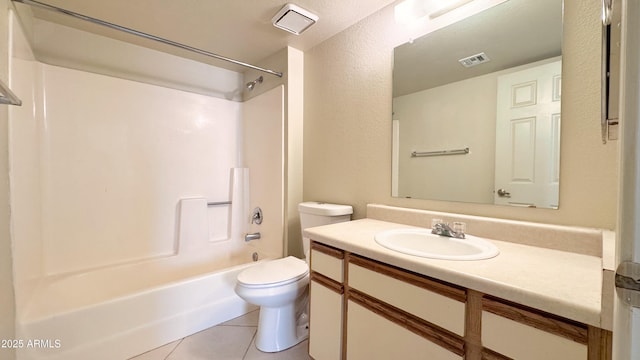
[298, 202, 353, 216]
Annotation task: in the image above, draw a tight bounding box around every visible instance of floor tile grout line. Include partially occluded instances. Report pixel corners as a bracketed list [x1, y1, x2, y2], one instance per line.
[129, 310, 260, 359]
[163, 338, 183, 360]
[242, 329, 258, 360]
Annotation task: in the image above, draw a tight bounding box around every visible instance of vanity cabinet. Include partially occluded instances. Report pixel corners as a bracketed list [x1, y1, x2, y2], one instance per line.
[480, 297, 611, 360]
[308, 242, 345, 360]
[346, 255, 465, 360]
[346, 300, 462, 360]
[308, 240, 612, 360]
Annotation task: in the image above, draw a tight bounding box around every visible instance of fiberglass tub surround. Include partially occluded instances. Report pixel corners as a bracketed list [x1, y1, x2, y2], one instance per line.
[9, 12, 285, 359]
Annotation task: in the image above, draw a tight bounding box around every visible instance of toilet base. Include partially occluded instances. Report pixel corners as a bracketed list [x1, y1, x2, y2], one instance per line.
[255, 304, 309, 353]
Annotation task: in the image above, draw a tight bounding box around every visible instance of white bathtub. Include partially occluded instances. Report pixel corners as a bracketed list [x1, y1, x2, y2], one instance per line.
[15, 252, 266, 360]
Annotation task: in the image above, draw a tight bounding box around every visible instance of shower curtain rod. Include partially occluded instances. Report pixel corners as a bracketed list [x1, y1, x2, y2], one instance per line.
[13, 0, 284, 78]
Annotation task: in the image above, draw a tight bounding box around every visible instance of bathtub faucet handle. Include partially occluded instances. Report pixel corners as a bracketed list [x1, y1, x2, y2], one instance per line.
[251, 207, 263, 225]
[245, 232, 261, 242]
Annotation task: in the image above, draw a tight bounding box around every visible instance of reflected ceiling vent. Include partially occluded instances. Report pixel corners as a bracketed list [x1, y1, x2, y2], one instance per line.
[272, 3, 318, 35]
[458, 52, 491, 68]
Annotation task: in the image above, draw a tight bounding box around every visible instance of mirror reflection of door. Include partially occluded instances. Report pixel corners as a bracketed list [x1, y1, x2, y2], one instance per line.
[494, 59, 561, 208]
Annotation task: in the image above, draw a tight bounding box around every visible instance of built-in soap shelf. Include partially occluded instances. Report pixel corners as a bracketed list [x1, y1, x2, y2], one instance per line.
[178, 198, 230, 251]
[176, 168, 251, 252]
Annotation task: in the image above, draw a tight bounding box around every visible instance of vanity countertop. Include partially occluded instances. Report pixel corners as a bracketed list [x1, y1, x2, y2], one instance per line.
[304, 218, 604, 328]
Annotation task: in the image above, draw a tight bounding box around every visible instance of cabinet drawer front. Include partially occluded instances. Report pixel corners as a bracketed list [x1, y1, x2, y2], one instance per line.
[309, 281, 343, 360]
[347, 301, 462, 360]
[311, 249, 343, 283]
[482, 311, 587, 360]
[348, 263, 465, 336]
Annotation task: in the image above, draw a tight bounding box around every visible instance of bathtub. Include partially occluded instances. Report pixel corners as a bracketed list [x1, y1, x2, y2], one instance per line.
[15, 251, 267, 360]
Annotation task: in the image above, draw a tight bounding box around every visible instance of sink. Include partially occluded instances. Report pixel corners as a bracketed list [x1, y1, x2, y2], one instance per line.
[374, 228, 499, 260]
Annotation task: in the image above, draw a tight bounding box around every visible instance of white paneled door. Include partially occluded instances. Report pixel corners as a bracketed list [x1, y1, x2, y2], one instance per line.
[494, 60, 561, 208]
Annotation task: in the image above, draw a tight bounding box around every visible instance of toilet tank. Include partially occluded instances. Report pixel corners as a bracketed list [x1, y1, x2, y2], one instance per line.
[298, 202, 352, 261]
[299, 202, 353, 230]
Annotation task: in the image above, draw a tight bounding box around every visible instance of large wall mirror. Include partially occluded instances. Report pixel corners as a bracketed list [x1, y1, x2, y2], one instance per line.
[392, 0, 563, 209]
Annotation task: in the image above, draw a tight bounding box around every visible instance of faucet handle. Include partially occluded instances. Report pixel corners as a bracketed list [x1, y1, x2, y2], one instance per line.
[452, 222, 466, 235]
[431, 218, 444, 229]
[251, 207, 263, 225]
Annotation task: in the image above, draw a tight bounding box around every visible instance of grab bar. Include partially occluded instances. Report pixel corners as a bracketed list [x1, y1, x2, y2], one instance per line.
[207, 201, 232, 206]
[411, 147, 469, 158]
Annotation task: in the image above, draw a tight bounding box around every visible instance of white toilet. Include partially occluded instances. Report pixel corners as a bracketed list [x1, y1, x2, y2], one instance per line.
[234, 201, 352, 352]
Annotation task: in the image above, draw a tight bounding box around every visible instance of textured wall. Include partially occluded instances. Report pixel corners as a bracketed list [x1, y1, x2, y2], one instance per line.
[394, 69, 498, 203]
[304, 0, 618, 230]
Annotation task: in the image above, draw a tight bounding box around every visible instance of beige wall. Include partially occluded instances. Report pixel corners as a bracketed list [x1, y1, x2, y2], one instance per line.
[394, 69, 498, 203]
[0, 2, 16, 360]
[304, 0, 619, 230]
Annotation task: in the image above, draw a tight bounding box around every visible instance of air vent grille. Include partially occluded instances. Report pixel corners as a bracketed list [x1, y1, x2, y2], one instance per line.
[272, 4, 318, 35]
[458, 52, 491, 68]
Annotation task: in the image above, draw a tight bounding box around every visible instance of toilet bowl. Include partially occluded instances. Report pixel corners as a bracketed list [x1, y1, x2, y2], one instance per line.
[235, 256, 310, 352]
[234, 202, 352, 353]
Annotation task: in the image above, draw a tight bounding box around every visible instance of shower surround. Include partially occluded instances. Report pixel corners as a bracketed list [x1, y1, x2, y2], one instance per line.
[8, 12, 285, 360]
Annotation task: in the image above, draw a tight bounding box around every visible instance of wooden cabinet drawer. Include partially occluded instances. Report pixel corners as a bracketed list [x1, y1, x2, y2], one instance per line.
[347, 300, 463, 360]
[481, 298, 588, 360]
[310, 242, 344, 282]
[347, 257, 466, 336]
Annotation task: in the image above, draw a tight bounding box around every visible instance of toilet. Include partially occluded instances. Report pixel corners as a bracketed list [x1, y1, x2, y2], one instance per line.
[234, 201, 352, 352]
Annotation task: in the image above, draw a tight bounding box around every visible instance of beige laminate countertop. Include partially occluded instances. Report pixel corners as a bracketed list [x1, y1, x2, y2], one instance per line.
[304, 218, 604, 328]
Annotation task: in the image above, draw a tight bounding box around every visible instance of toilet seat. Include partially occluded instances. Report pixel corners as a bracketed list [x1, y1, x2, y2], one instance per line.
[237, 256, 309, 288]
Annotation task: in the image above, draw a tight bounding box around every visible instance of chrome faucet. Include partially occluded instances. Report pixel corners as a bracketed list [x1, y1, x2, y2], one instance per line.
[431, 221, 466, 239]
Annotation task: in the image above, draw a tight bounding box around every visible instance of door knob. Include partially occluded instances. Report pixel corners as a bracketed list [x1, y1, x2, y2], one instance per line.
[496, 188, 511, 198]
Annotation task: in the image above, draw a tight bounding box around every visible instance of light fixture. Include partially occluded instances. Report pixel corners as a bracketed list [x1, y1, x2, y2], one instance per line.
[272, 3, 318, 35]
[394, 0, 477, 25]
[394, 0, 429, 25]
[429, 0, 475, 19]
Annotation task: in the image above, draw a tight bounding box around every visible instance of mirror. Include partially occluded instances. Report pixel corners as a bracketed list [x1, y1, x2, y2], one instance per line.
[392, 0, 563, 209]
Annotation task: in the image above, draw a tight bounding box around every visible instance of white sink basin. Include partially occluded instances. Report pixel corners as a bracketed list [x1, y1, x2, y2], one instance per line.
[374, 228, 499, 260]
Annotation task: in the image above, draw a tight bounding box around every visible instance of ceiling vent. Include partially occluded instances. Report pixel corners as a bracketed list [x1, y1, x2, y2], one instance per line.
[458, 52, 491, 68]
[272, 3, 318, 35]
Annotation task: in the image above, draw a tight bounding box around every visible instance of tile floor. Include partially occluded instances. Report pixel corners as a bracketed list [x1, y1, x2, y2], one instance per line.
[128, 310, 312, 360]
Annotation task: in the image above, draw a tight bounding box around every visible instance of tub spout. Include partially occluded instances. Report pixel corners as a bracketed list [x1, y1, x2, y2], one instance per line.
[245, 232, 261, 242]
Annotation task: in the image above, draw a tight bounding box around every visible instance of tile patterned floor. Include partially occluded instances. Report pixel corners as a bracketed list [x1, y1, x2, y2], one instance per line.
[128, 310, 312, 360]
